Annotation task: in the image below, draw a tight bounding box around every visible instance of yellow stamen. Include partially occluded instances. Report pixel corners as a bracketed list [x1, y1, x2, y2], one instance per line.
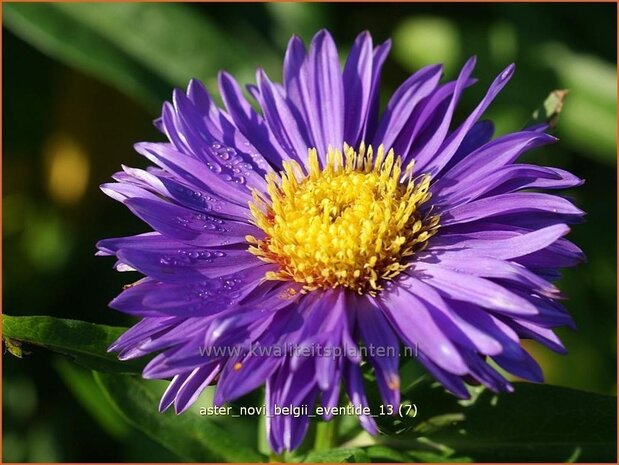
[247, 144, 439, 294]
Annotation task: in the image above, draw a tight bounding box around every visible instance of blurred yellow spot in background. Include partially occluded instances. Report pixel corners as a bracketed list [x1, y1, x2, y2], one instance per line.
[44, 134, 90, 205]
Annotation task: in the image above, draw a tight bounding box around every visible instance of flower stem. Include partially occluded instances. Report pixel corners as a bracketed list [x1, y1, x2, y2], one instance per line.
[269, 451, 286, 463]
[314, 420, 336, 450]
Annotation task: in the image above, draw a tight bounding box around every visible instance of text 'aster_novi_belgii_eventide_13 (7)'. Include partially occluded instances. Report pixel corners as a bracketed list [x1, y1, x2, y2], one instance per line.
[97, 29, 585, 452]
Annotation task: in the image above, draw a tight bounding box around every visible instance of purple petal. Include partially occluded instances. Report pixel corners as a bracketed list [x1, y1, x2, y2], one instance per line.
[256, 68, 310, 162]
[372, 63, 443, 151]
[343, 31, 373, 146]
[218, 71, 287, 169]
[124, 197, 260, 246]
[378, 280, 468, 374]
[404, 57, 476, 166]
[344, 361, 378, 435]
[411, 262, 540, 316]
[419, 63, 516, 176]
[441, 193, 583, 226]
[354, 294, 401, 407]
[307, 30, 345, 157]
[135, 142, 253, 206]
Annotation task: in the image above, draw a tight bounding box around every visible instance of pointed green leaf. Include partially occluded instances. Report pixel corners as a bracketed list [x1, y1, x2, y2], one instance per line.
[3, 3, 169, 110]
[371, 379, 616, 462]
[2, 314, 142, 374]
[302, 447, 371, 463]
[4, 3, 277, 110]
[94, 372, 265, 463]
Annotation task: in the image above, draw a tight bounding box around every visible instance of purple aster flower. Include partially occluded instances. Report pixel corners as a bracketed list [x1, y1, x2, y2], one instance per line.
[98, 30, 584, 452]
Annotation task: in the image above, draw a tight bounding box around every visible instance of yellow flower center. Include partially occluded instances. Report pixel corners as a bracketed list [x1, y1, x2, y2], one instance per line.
[247, 144, 439, 294]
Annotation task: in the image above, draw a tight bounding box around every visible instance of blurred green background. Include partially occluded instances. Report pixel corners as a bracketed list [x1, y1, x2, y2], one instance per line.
[3, 2, 616, 462]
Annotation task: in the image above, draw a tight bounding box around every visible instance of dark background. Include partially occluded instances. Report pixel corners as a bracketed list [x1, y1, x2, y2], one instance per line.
[3, 3, 617, 461]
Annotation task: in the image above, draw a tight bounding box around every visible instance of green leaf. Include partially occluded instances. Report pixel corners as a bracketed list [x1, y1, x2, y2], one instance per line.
[302, 447, 371, 463]
[4, 3, 278, 110]
[54, 357, 131, 439]
[2, 314, 142, 374]
[540, 44, 617, 164]
[52, 3, 270, 87]
[374, 379, 616, 462]
[392, 17, 461, 75]
[3, 3, 169, 110]
[94, 372, 265, 463]
[364, 445, 413, 462]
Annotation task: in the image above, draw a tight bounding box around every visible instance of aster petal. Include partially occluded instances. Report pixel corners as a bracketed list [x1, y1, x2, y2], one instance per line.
[100, 181, 161, 204]
[431, 131, 557, 206]
[106, 168, 252, 224]
[354, 294, 401, 407]
[135, 142, 253, 205]
[214, 354, 282, 405]
[441, 193, 583, 226]
[419, 63, 516, 176]
[442, 120, 494, 172]
[429, 224, 573, 261]
[437, 165, 580, 208]
[484, 165, 585, 195]
[307, 30, 345, 157]
[186, 79, 221, 125]
[344, 361, 378, 435]
[267, 359, 319, 451]
[372, 63, 444, 151]
[167, 86, 272, 182]
[417, 250, 560, 297]
[343, 31, 374, 146]
[506, 318, 567, 354]
[159, 371, 192, 412]
[174, 363, 222, 414]
[109, 265, 274, 319]
[416, 352, 470, 398]
[395, 76, 477, 160]
[402, 57, 475, 166]
[108, 316, 182, 353]
[399, 277, 504, 356]
[256, 68, 311, 162]
[494, 347, 544, 382]
[378, 281, 469, 374]
[411, 262, 540, 316]
[361, 39, 391, 141]
[124, 197, 260, 246]
[116, 246, 260, 282]
[218, 71, 287, 169]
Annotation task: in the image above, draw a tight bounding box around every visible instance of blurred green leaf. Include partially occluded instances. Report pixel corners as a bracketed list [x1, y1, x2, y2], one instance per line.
[54, 357, 131, 439]
[2, 314, 142, 374]
[541, 44, 617, 163]
[393, 16, 461, 74]
[302, 447, 371, 463]
[3, 3, 169, 110]
[267, 3, 329, 45]
[364, 445, 413, 462]
[94, 372, 265, 463]
[373, 380, 616, 462]
[4, 3, 277, 111]
[52, 3, 265, 86]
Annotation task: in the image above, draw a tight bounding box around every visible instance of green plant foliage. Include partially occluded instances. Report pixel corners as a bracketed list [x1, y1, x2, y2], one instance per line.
[302, 447, 371, 463]
[368, 378, 617, 462]
[2, 315, 143, 374]
[3, 3, 170, 110]
[94, 372, 265, 463]
[4, 3, 277, 110]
